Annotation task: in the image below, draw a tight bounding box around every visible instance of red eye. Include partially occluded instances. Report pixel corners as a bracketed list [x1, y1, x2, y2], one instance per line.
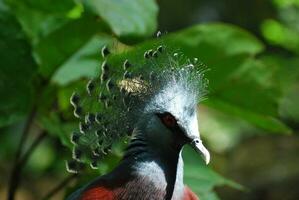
[162, 114, 177, 127]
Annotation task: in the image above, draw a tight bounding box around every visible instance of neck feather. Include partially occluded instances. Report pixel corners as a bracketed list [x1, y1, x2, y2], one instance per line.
[122, 132, 185, 200]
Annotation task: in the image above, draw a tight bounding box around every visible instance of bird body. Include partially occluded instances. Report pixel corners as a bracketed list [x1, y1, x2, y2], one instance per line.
[67, 133, 198, 200]
[66, 44, 210, 200]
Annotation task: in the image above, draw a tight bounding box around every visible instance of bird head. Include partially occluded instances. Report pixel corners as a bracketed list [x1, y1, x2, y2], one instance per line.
[136, 67, 210, 164]
[66, 44, 210, 173]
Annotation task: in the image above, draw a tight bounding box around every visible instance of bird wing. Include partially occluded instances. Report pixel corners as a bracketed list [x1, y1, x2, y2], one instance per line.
[184, 186, 199, 200]
[79, 187, 114, 200]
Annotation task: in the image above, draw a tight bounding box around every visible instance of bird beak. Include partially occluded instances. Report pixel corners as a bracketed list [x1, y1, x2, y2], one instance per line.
[190, 138, 210, 165]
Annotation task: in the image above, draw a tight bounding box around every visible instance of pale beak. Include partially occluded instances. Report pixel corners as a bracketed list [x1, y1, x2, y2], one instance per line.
[190, 138, 210, 165]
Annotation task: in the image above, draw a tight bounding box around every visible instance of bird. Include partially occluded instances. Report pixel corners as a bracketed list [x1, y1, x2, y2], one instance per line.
[66, 41, 210, 200]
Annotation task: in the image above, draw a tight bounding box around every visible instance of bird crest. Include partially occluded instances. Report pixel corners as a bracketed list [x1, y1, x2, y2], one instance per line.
[66, 33, 208, 173]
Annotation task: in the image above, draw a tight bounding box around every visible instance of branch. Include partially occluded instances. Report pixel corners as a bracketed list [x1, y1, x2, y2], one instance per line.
[7, 106, 37, 200]
[18, 131, 47, 167]
[41, 174, 78, 200]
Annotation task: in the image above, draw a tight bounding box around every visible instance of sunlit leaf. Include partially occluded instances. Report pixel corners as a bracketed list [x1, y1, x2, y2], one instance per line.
[51, 34, 115, 85]
[5, 0, 76, 42]
[261, 19, 299, 54]
[83, 0, 158, 40]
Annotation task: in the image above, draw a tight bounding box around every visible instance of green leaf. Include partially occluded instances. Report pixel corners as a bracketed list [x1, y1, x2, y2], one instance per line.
[205, 99, 292, 134]
[183, 147, 243, 200]
[198, 106, 255, 153]
[5, 0, 76, 42]
[205, 56, 295, 133]
[204, 57, 286, 131]
[104, 23, 264, 86]
[34, 15, 109, 78]
[0, 1, 37, 127]
[38, 112, 77, 148]
[163, 23, 264, 89]
[83, 0, 158, 39]
[260, 54, 299, 123]
[261, 19, 299, 54]
[167, 23, 264, 57]
[51, 33, 114, 85]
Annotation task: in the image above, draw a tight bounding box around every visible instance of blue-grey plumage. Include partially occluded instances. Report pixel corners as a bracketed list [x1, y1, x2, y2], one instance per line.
[66, 44, 210, 200]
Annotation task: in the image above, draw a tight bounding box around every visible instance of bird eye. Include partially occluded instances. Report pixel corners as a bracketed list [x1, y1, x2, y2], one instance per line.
[159, 113, 177, 128]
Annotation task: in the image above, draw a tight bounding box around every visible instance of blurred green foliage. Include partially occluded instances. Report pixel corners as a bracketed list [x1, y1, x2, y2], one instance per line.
[0, 0, 299, 200]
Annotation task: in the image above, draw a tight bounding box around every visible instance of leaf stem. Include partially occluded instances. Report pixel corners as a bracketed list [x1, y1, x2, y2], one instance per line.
[19, 131, 47, 167]
[7, 106, 37, 200]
